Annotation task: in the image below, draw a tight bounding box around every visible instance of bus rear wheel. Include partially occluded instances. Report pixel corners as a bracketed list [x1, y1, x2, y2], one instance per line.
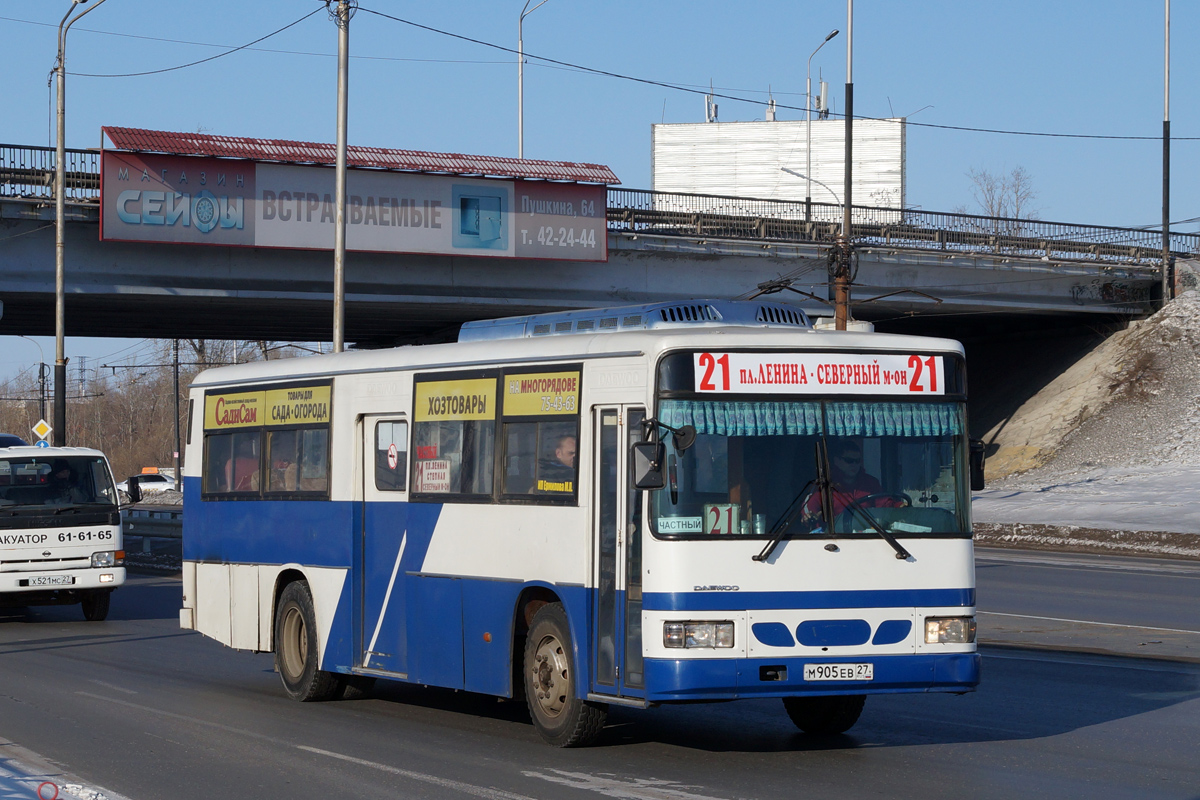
[80, 590, 110, 621]
[275, 580, 341, 702]
[523, 603, 606, 747]
[783, 694, 866, 734]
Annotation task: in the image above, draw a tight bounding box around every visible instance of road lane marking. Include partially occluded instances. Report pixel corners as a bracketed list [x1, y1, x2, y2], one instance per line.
[521, 769, 733, 800]
[75, 694, 539, 800]
[979, 611, 1200, 635]
[298, 746, 536, 800]
[981, 650, 1200, 674]
[88, 679, 137, 695]
[976, 550, 1200, 577]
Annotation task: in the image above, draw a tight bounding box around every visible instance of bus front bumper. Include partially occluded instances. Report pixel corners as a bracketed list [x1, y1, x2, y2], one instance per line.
[643, 652, 980, 702]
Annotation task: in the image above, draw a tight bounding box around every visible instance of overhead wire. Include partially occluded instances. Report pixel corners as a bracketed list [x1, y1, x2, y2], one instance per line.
[357, 6, 1200, 143]
[68, 7, 324, 78]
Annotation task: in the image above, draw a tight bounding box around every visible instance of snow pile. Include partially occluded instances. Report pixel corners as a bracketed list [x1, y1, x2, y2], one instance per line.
[983, 290, 1200, 479]
[974, 291, 1200, 541]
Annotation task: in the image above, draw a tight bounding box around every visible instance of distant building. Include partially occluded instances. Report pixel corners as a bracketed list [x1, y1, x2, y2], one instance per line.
[651, 119, 906, 210]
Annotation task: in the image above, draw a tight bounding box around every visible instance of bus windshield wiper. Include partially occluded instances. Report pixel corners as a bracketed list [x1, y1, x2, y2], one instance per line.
[752, 478, 814, 562]
[834, 489, 912, 560]
[753, 441, 831, 563]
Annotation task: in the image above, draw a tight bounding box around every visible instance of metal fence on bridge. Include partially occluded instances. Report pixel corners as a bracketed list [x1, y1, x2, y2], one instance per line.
[3, 142, 1195, 268]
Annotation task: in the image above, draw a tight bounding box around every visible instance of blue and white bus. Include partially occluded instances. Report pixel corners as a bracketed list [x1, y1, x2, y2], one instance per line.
[180, 300, 980, 746]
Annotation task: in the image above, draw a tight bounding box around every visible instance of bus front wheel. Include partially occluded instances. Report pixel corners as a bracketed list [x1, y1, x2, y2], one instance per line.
[783, 694, 866, 734]
[275, 580, 341, 702]
[522, 603, 606, 747]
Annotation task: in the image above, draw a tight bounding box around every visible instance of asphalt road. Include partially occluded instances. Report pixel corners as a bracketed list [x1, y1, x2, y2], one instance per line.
[0, 552, 1198, 800]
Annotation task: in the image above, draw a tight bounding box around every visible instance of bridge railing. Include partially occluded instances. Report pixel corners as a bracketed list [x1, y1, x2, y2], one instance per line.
[607, 187, 1199, 267]
[0, 144, 99, 204]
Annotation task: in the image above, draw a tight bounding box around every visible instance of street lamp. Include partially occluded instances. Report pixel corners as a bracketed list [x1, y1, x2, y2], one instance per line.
[781, 167, 840, 205]
[54, 0, 109, 446]
[806, 28, 838, 222]
[518, 0, 550, 159]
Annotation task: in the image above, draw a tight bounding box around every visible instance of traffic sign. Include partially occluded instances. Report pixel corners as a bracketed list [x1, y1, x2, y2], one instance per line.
[35, 440, 49, 448]
[32, 419, 52, 441]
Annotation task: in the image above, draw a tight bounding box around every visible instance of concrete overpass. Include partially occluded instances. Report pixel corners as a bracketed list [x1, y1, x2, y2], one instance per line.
[2, 141, 1196, 348]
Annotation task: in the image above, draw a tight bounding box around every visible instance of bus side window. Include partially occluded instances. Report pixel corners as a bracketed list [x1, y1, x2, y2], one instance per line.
[375, 420, 408, 491]
[501, 419, 577, 500]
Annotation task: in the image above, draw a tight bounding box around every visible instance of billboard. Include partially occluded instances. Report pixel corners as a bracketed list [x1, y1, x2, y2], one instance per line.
[100, 151, 607, 261]
[651, 119, 905, 209]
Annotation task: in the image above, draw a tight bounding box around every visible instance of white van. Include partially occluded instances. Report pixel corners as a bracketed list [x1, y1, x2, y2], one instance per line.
[0, 446, 126, 620]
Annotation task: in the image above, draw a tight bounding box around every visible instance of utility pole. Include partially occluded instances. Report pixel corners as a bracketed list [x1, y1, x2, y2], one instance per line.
[830, 0, 854, 330]
[173, 339, 181, 492]
[331, 0, 353, 353]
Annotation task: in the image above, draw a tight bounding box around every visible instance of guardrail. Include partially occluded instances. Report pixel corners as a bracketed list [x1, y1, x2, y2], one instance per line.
[122, 505, 182, 553]
[0, 144, 100, 203]
[3, 142, 1193, 267]
[607, 188, 1199, 267]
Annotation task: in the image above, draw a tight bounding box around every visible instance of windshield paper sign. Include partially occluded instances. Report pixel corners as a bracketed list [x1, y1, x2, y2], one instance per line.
[693, 352, 945, 396]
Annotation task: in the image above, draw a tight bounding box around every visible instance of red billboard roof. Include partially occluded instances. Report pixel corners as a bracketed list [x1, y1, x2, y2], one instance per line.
[102, 126, 619, 185]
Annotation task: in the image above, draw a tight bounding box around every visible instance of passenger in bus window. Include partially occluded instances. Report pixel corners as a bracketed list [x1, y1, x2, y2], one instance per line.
[536, 433, 576, 492]
[802, 439, 899, 522]
[226, 436, 259, 492]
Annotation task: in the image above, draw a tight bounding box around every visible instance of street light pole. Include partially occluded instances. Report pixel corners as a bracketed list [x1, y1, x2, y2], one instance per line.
[332, 0, 353, 352]
[806, 29, 839, 223]
[1162, 0, 1171, 306]
[831, 0, 853, 331]
[54, 0, 108, 446]
[518, 0, 549, 159]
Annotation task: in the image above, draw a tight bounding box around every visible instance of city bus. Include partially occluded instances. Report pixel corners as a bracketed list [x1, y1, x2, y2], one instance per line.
[180, 299, 980, 747]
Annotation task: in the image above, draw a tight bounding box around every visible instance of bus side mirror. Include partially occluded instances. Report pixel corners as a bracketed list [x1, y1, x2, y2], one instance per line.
[631, 441, 666, 490]
[969, 439, 985, 491]
[125, 475, 142, 504]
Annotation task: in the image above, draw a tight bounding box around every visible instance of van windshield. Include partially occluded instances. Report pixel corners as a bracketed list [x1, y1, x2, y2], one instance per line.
[650, 399, 968, 539]
[0, 457, 118, 508]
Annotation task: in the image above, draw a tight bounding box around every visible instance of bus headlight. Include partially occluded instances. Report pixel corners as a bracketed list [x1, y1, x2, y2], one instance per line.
[91, 550, 124, 568]
[664, 622, 734, 649]
[925, 616, 976, 644]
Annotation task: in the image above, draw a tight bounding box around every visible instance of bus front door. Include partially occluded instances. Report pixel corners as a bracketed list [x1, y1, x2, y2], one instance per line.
[592, 406, 645, 699]
[358, 414, 413, 678]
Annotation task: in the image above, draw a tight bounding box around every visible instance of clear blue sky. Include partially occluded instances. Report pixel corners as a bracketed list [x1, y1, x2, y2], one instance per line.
[0, 0, 1195, 379]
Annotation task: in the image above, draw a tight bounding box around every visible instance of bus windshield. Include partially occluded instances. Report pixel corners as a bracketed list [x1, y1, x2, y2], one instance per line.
[0, 456, 118, 509]
[650, 399, 968, 539]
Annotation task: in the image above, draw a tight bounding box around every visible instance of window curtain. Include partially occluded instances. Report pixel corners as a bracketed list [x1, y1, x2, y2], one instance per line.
[659, 400, 961, 438]
[825, 401, 961, 437]
[659, 400, 823, 436]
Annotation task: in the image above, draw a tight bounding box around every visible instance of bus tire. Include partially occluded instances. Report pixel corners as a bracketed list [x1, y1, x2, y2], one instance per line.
[523, 603, 606, 747]
[275, 580, 341, 702]
[80, 590, 110, 622]
[782, 694, 866, 735]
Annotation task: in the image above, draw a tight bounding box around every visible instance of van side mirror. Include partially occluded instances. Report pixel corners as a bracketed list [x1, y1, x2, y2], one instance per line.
[631, 441, 666, 490]
[969, 439, 985, 491]
[125, 475, 143, 504]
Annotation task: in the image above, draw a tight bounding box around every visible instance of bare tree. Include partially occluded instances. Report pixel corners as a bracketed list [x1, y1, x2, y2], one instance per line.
[965, 166, 1039, 220]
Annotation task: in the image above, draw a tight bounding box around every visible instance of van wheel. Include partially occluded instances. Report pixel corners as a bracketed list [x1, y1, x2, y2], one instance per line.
[275, 580, 340, 701]
[783, 695, 866, 734]
[523, 602, 606, 747]
[80, 590, 110, 621]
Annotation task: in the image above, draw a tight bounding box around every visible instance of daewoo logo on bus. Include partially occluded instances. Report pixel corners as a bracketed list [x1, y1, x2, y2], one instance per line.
[213, 398, 258, 426]
[694, 585, 740, 592]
